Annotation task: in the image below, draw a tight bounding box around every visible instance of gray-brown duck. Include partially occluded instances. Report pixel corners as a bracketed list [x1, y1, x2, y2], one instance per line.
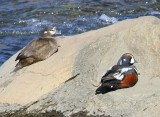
[14, 27, 59, 72]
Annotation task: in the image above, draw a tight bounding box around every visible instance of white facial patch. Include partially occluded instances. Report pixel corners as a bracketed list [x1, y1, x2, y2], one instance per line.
[119, 60, 122, 65]
[130, 57, 135, 64]
[49, 28, 56, 35]
[44, 31, 47, 34]
[50, 31, 55, 35]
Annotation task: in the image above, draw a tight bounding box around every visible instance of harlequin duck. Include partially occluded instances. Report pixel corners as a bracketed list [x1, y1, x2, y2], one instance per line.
[14, 26, 59, 72]
[96, 53, 139, 94]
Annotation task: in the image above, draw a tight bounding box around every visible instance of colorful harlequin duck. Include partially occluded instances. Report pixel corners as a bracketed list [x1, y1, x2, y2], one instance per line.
[96, 53, 139, 94]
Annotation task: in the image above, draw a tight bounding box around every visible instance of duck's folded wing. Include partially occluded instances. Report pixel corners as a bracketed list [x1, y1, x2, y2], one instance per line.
[101, 69, 121, 83]
[15, 48, 35, 61]
[15, 38, 46, 61]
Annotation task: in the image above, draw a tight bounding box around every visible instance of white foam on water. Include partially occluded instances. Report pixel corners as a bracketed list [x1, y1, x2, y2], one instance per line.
[149, 11, 160, 15]
[99, 14, 118, 24]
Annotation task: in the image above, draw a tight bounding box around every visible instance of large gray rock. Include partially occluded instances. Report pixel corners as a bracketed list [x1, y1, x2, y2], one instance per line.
[0, 16, 160, 117]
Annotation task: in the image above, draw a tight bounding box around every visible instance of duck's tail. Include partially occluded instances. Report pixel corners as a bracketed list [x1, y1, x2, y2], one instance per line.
[95, 83, 116, 95]
[12, 62, 22, 72]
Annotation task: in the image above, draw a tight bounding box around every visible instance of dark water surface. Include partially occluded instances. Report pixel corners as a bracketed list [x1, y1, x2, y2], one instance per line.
[0, 0, 160, 65]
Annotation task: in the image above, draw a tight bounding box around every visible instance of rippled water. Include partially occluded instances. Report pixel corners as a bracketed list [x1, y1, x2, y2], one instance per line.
[0, 0, 160, 65]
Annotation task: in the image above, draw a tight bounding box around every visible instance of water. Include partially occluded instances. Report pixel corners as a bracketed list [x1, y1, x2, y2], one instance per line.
[0, 0, 160, 66]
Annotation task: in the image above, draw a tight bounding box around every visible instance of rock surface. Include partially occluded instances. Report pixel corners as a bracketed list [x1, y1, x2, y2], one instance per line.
[0, 16, 160, 117]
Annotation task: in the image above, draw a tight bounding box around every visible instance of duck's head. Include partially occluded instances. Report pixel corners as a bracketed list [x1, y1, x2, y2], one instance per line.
[117, 53, 138, 66]
[43, 27, 56, 37]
